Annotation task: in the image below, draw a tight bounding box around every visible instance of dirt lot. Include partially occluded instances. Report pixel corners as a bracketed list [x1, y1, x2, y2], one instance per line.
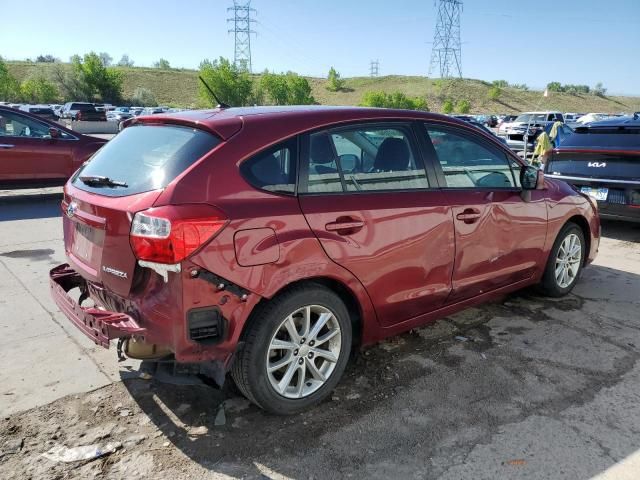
[1, 189, 640, 479]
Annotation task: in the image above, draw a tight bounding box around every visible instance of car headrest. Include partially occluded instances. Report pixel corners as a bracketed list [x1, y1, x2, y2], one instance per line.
[374, 138, 410, 171]
[310, 134, 336, 165]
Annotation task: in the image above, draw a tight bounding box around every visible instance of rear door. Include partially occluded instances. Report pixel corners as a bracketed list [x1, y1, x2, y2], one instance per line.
[419, 122, 548, 303]
[298, 122, 455, 327]
[0, 109, 71, 185]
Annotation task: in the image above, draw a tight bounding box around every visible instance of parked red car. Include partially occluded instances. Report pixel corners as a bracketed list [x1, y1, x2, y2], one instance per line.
[50, 106, 600, 414]
[0, 106, 106, 189]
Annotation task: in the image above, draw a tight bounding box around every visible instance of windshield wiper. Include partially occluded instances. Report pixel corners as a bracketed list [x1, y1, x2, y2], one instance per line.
[79, 175, 128, 188]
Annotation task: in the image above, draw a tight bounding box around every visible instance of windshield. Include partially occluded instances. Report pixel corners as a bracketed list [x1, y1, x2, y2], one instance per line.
[515, 114, 546, 123]
[72, 124, 220, 197]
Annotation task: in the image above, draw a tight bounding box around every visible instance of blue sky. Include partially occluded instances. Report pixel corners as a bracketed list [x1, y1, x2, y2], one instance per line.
[1, 0, 639, 94]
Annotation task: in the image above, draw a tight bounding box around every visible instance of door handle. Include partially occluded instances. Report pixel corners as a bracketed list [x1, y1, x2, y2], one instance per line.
[325, 217, 364, 234]
[0, 144, 15, 149]
[456, 209, 482, 224]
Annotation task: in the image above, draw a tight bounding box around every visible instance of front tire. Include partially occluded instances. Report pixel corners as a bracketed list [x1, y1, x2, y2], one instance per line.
[231, 284, 352, 415]
[539, 222, 585, 297]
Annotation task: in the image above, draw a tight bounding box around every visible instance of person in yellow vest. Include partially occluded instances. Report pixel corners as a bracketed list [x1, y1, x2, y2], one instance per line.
[532, 120, 566, 168]
[531, 131, 553, 168]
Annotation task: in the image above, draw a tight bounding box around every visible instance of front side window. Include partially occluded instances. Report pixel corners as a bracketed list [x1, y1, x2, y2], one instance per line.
[424, 125, 518, 189]
[0, 110, 61, 138]
[305, 125, 429, 193]
[240, 140, 297, 194]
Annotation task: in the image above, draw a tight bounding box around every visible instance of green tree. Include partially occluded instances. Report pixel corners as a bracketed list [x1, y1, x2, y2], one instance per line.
[99, 52, 113, 67]
[593, 82, 607, 97]
[512, 83, 529, 91]
[442, 99, 454, 114]
[492, 80, 509, 88]
[260, 71, 315, 105]
[0, 56, 21, 101]
[360, 91, 428, 110]
[285, 73, 315, 105]
[198, 57, 253, 107]
[131, 87, 157, 106]
[154, 58, 171, 69]
[117, 54, 134, 67]
[36, 54, 58, 63]
[546, 81, 564, 92]
[456, 99, 471, 114]
[20, 76, 59, 103]
[71, 52, 124, 103]
[326, 67, 346, 92]
[488, 85, 501, 101]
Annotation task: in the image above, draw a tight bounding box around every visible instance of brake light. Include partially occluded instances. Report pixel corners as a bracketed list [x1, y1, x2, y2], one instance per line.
[130, 205, 228, 264]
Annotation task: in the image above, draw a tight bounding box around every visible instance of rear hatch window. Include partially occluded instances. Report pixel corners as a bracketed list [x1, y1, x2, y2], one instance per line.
[72, 124, 220, 197]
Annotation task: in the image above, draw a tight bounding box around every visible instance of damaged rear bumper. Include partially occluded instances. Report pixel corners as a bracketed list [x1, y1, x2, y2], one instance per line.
[49, 263, 146, 348]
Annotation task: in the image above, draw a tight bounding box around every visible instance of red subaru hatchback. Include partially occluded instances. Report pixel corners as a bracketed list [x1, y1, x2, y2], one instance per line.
[50, 106, 599, 414]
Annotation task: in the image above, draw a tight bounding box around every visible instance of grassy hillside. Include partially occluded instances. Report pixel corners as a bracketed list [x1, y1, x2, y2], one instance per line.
[8, 62, 640, 114]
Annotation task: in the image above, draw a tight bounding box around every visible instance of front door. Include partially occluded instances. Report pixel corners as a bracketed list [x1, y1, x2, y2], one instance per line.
[0, 110, 71, 185]
[419, 122, 548, 303]
[298, 122, 455, 326]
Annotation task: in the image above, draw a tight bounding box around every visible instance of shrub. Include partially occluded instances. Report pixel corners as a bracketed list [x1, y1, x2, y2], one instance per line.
[488, 85, 501, 101]
[456, 99, 471, 114]
[442, 99, 454, 114]
[198, 57, 253, 107]
[260, 71, 315, 105]
[131, 87, 157, 106]
[326, 67, 346, 92]
[361, 91, 428, 110]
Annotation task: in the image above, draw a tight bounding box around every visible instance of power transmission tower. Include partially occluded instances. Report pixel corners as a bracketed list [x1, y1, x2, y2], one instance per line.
[428, 0, 463, 78]
[370, 59, 380, 77]
[227, 1, 257, 72]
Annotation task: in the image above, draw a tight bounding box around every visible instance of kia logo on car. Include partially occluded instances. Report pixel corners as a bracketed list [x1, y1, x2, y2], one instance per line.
[66, 201, 78, 218]
[588, 162, 607, 168]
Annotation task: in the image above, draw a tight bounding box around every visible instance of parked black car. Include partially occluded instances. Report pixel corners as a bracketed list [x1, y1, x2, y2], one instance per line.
[59, 102, 107, 121]
[545, 113, 640, 222]
[18, 105, 58, 122]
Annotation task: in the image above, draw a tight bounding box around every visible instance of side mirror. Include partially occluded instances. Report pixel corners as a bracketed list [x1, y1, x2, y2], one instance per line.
[49, 127, 61, 139]
[520, 165, 545, 190]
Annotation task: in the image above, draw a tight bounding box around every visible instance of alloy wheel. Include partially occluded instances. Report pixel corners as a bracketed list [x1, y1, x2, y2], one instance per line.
[555, 233, 582, 288]
[266, 305, 342, 399]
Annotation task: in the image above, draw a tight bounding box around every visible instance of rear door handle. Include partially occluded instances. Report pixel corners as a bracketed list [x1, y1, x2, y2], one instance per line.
[456, 209, 482, 224]
[0, 144, 15, 149]
[325, 217, 365, 234]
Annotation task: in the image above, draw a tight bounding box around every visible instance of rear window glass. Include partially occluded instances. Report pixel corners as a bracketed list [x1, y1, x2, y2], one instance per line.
[72, 103, 94, 111]
[72, 125, 219, 197]
[31, 108, 53, 115]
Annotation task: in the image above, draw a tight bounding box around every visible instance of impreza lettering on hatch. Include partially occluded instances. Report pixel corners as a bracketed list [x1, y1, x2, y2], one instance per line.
[102, 266, 128, 279]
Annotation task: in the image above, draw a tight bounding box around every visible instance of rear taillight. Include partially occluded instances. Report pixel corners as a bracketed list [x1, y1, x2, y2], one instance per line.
[130, 205, 228, 264]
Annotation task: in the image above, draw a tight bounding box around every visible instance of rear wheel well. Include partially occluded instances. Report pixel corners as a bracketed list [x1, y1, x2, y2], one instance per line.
[566, 215, 591, 265]
[240, 277, 363, 348]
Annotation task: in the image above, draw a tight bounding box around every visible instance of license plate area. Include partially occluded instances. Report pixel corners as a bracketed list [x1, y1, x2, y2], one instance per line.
[72, 221, 104, 265]
[580, 186, 609, 201]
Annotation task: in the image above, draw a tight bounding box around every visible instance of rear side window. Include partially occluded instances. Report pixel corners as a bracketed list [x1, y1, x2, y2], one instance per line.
[72, 124, 219, 197]
[303, 125, 429, 194]
[240, 140, 297, 194]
